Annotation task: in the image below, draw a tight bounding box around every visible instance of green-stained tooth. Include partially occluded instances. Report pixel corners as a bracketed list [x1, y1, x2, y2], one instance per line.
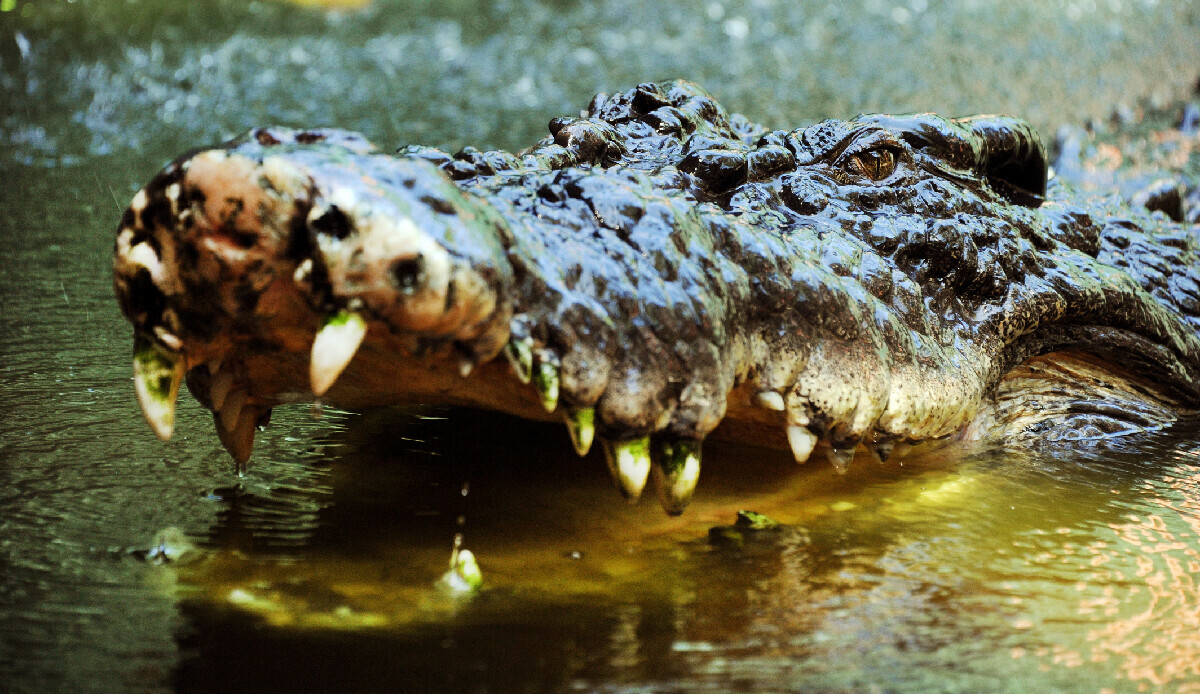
[603, 436, 652, 502]
[504, 337, 533, 384]
[564, 407, 595, 456]
[310, 310, 368, 396]
[133, 334, 184, 441]
[653, 440, 702, 516]
[533, 360, 559, 412]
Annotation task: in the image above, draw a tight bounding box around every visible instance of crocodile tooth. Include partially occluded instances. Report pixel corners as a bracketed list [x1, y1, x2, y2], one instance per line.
[603, 436, 652, 502]
[209, 370, 234, 412]
[826, 445, 856, 474]
[786, 425, 818, 464]
[564, 407, 595, 456]
[504, 337, 534, 384]
[753, 391, 786, 411]
[153, 326, 183, 352]
[218, 388, 247, 434]
[652, 440, 702, 516]
[533, 360, 560, 412]
[133, 335, 185, 441]
[869, 440, 894, 463]
[213, 405, 258, 470]
[293, 257, 313, 284]
[310, 310, 368, 396]
[457, 358, 474, 378]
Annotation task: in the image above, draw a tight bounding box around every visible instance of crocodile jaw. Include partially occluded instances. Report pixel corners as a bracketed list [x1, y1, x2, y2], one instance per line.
[114, 129, 519, 466]
[112, 86, 1200, 515]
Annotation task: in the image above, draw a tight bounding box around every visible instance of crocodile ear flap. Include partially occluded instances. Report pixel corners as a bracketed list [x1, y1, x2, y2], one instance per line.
[958, 115, 1048, 207]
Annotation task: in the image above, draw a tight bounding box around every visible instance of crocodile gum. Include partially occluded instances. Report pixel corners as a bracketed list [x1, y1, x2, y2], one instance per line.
[112, 81, 1200, 514]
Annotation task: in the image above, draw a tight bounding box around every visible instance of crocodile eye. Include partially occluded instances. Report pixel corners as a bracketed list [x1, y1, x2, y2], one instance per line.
[848, 148, 897, 181]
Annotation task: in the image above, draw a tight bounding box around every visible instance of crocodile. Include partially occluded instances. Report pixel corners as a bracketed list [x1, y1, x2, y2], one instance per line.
[113, 80, 1200, 515]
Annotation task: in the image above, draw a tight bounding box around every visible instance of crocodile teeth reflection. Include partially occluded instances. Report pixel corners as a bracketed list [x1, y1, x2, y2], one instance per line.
[132, 335, 184, 441]
[603, 436, 653, 502]
[310, 311, 369, 397]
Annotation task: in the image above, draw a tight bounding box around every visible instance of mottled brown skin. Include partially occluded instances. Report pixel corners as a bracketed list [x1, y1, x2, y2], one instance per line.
[114, 81, 1200, 481]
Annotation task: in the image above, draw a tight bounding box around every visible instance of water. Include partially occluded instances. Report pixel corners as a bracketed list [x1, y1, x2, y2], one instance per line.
[2, 0, 1200, 691]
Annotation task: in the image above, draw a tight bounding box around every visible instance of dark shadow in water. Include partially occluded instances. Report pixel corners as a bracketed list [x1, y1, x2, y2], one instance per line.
[169, 406, 1200, 693]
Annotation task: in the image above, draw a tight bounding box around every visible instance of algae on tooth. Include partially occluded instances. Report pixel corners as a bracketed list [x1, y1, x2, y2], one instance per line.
[604, 436, 652, 501]
[534, 360, 560, 412]
[133, 334, 184, 441]
[564, 407, 595, 456]
[654, 440, 702, 515]
[504, 337, 533, 384]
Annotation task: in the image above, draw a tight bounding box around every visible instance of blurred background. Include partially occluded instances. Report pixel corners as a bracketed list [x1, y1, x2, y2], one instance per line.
[2, 1, 1200, 692]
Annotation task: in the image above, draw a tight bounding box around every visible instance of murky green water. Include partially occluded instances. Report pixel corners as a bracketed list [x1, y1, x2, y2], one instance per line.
[3, 1, 1200, 691]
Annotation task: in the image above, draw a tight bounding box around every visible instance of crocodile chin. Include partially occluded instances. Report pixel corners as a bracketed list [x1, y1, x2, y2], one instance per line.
[113, 80, 1200, 515]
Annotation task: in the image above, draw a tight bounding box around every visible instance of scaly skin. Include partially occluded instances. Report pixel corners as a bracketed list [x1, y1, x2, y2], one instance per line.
[113, 81, 1200, 513]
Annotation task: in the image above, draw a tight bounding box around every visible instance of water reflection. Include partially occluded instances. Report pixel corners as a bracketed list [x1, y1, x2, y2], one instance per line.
[162, 406, 1200, 692]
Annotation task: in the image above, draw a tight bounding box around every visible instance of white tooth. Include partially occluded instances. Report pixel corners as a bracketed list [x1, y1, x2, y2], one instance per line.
[210, 370, 234, 412]
[130, 188, 148, 213]
[153, 326, 183, 351]
[754, 391, 785, 411]
[165, 183, 181, 214]
[219, 389, 246, 434]
[213, 406, 257, 469]
[826, 446, 855, 474]
[127, 243, 165, 284]
[133, 338, 184, 441]
[293, 258, 313, 284]
[310, 311, 368, 396]
[458, 358, 474, 377]
[786, 425, 818, 464]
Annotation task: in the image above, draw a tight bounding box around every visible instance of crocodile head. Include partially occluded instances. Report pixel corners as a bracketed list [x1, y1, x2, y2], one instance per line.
[114, 81, 1200, 514]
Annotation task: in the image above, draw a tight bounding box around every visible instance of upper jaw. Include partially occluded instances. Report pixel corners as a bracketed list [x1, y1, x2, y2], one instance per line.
[113, 128, 518, 456]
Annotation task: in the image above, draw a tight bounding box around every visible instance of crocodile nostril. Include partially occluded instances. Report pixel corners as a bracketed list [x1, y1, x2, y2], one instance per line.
[391, 254, 425, 293]
[310, 205, 352, 239]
